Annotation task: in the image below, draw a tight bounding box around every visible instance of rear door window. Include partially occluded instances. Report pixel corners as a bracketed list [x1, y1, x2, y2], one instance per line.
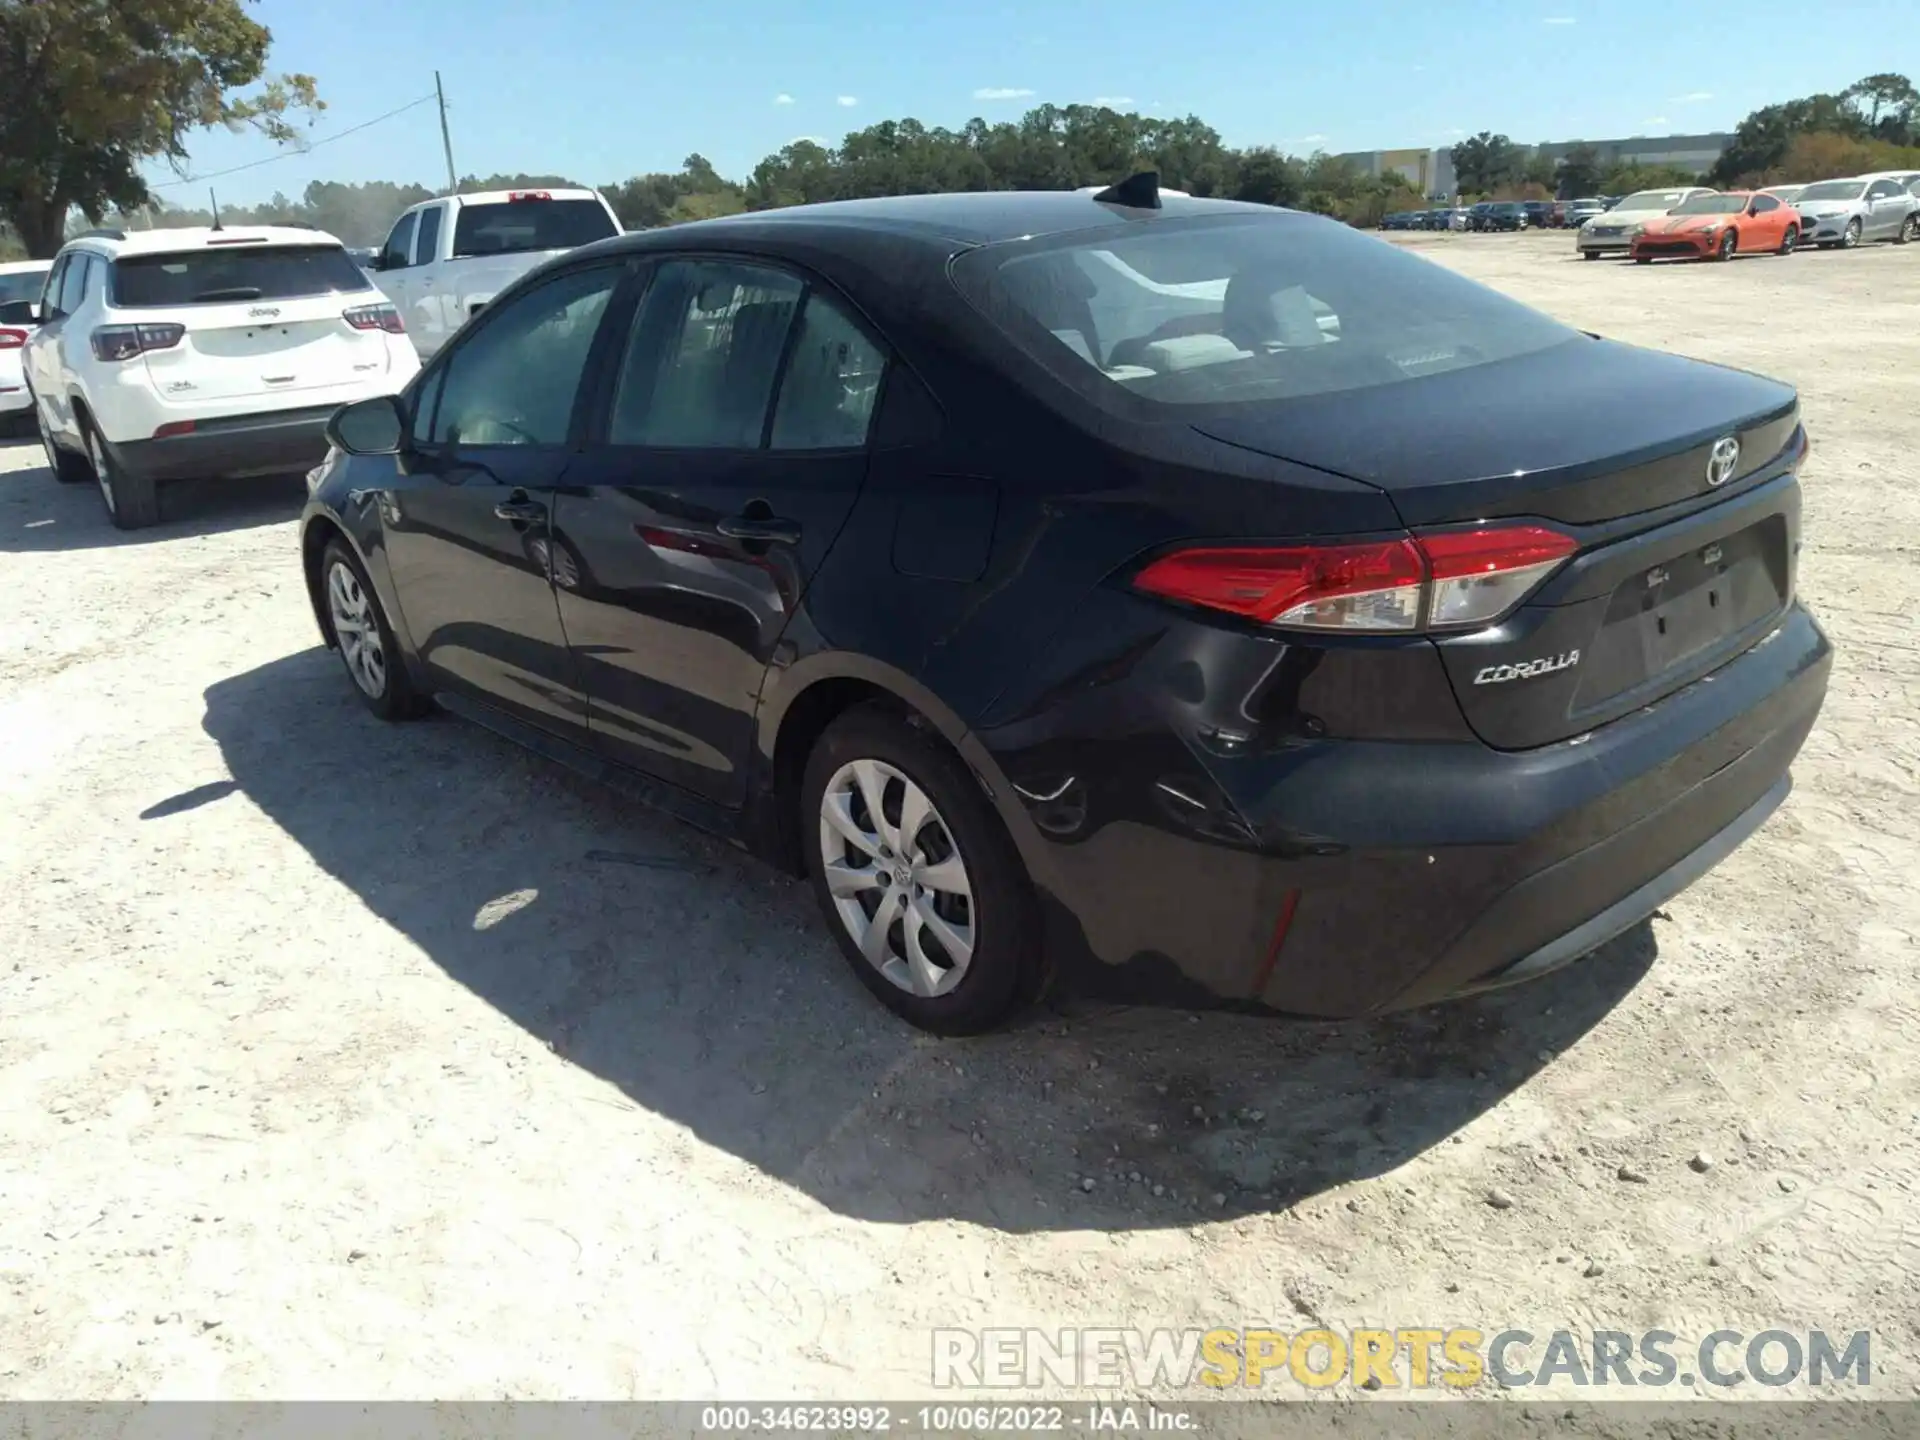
[451, 198, 617, 258]
[413, 203, 444, 265]
[607, 259, 803, 448]
[110, 245, 371, 307]
[769, 292, 887, 450]
[57, 255, 88, 315]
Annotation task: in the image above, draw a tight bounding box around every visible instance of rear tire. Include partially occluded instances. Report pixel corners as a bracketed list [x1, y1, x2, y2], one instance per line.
[802, 704, 1039, 1035]
[1897, 214, 1918, 245]
[1779, 224, 1798, 255]
[321, 539, 429, 722]
[36, 401, 90, 484]
[84, 420, 159, 529]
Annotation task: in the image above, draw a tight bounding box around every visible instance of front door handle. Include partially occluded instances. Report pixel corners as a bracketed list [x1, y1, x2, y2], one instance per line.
[494, 496, 546, 523]
[715, 512, 801, 545]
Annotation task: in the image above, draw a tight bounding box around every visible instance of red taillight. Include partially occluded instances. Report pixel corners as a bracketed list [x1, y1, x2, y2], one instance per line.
[90, 324, 185, 362]
[0, 327, 27, 350]
[343, 303, 405, 334]
[1133, 524, 1577, 634]
[153, 420, 197, 440]
[507, 190, 551, 202]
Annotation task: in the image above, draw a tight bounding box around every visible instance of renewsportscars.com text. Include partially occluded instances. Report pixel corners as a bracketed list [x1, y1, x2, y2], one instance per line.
[931, 1327, 1872, 1391]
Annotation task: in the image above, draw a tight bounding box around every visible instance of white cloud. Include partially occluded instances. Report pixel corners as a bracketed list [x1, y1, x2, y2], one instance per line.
[773, 93, 794, 106]
[974, 86, 1035, 100]
[1088, 95, 1134, 107]
[1543, 15, 1577, 22]
[1641, 115, 1669, 126]
[1301, 133, 1328, 144]
[1673, 90, 1713, 103]
[836, 95, 858, 107]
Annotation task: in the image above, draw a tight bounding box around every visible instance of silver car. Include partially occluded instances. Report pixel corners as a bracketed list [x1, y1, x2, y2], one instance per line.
[1792, 175, 1920, 248]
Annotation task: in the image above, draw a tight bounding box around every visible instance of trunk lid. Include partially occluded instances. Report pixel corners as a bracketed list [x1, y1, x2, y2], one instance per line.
[1192, 339, 1806, 749]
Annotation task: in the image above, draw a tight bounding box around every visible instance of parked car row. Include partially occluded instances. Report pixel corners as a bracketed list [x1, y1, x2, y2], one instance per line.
[1578, 171, 1920, 263]
[1381, 196, 1629, 232]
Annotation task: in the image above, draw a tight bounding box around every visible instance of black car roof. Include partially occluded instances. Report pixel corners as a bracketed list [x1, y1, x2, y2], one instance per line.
[596, 190, 1287, 255]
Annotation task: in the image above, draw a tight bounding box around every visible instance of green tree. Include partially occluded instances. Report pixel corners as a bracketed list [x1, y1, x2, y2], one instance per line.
[1711, 91, 1864, 183]
[0, 0, 321, 257]
[1845, 72, 1917, 143]
[1554, 145, 1602, 198]
[1448, 132, 1525, 197]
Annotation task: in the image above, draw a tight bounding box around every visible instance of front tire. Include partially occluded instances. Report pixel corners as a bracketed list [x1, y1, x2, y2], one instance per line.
[1633, 254, 1653, 264]
[1842, 218, 1862, 249]
[1581, 250, 1600, 260]
[802, 705, 1039, 1035]
[321, 539, 429, 721]
[84, 420, 159, 529]
[1715, 229, 1738, 261]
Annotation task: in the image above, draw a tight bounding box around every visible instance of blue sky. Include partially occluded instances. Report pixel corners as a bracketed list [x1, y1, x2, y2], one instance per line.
[157, 0, 1913, 205]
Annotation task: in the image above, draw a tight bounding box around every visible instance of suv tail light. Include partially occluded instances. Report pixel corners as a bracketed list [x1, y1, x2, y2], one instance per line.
[1132, 524, 1578, 635]
[0, 327, 28, 351]
[343, 303, 405, 334]
[90, 323, 185, 362]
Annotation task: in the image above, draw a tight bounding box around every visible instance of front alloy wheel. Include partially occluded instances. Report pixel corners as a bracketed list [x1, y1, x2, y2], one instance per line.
[1716, 229, 1738, 261]
[327, 558, 388, 701]
[1842, 218, 1862, 249]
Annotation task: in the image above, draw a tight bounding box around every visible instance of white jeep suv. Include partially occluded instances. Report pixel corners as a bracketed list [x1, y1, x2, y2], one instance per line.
[23, 225, 419, 528]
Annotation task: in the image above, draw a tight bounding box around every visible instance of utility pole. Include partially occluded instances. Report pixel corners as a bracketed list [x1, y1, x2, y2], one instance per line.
[435, 71, 458, 195]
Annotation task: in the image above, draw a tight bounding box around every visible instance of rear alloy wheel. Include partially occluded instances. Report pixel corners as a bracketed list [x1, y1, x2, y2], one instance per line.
[1841, 218, 1862, 249]
[1778, 224, 1798, 255]
[1715, 229, 1738, 261]
[322, 539, 428, 721]
[803, 705, 1038, 1034]
[85, 421, 159, 529]
[1897, 214, 1918, 246]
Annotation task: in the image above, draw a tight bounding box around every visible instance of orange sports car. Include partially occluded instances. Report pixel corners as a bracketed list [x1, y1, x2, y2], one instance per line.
[1629, 190, 1803, 262]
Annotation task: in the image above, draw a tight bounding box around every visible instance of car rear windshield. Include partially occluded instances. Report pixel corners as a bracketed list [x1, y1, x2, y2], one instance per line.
[450, 198, 617, 258]
[1672, 193, 1743, 214]
[0, 269, 50, 306]
[1795, 180, 1866, 202]
[951, 212, 1580, 414]
[111, 244, 369, 307]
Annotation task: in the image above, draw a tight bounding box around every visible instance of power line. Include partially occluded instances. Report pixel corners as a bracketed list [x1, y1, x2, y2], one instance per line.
[149, 93, 439, 189]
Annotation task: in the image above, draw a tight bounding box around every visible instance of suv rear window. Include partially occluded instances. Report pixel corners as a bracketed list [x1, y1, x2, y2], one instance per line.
[952, 213, 1578, 412]
[111, 245, 369, 307]
[451, 199, 617, 258]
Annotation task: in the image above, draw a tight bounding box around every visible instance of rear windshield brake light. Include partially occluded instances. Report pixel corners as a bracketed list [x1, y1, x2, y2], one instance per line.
[507, 191, 551, 202]
[1132, 524, 1578, 634]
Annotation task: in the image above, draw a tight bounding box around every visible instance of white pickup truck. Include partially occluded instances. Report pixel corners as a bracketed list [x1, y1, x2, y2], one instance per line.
[367, 188, 622, 358]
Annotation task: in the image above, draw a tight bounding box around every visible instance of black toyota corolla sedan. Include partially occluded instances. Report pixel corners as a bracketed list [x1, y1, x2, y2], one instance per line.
[300, 178, 1831, 1034]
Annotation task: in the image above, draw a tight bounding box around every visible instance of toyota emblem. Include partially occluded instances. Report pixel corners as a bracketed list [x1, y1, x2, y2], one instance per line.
[1706, 435, 1740, 488]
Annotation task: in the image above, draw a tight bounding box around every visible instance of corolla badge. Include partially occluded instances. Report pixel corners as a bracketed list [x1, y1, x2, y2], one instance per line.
[1474, 650, 1580, 685]
[1707, 435, 1741, 487]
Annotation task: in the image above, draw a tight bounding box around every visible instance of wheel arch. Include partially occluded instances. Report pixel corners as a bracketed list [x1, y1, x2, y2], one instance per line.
[751, 653, 1058, 898]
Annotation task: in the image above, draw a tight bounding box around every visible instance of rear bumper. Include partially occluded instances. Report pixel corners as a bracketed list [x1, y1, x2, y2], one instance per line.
[111, 404, 337, 483]
[984, 602, 1831, 1018]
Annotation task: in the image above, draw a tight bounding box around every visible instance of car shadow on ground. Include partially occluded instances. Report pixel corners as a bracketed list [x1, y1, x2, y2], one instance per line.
[199, 647, 1658, 1233]
[0, 438, 304, 551]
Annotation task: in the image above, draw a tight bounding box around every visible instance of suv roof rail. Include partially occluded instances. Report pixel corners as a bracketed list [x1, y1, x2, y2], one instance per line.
[73, 228, 127, 242]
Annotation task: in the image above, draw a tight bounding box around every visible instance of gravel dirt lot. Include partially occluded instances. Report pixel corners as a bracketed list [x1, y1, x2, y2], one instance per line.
[1, 231, 1916, 1404]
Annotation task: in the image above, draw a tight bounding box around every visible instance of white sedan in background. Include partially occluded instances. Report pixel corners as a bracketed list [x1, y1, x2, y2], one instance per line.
[0, 259, 53, 435]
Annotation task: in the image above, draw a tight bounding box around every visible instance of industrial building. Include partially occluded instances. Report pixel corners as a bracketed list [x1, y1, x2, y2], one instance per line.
[1335, 131, 1734, 198]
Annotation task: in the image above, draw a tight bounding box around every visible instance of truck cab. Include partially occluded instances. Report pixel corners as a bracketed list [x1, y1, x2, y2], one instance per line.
[367, 188, 622, 357]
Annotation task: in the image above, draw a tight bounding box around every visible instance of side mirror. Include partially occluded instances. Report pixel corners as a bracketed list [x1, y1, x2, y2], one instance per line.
[327, 394, 406, 456]
[0, 299, 39, 325]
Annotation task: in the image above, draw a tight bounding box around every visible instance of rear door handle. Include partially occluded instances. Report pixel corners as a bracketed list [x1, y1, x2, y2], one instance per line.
[715, 513, 801, 545]
[494, 497, 546, 523]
